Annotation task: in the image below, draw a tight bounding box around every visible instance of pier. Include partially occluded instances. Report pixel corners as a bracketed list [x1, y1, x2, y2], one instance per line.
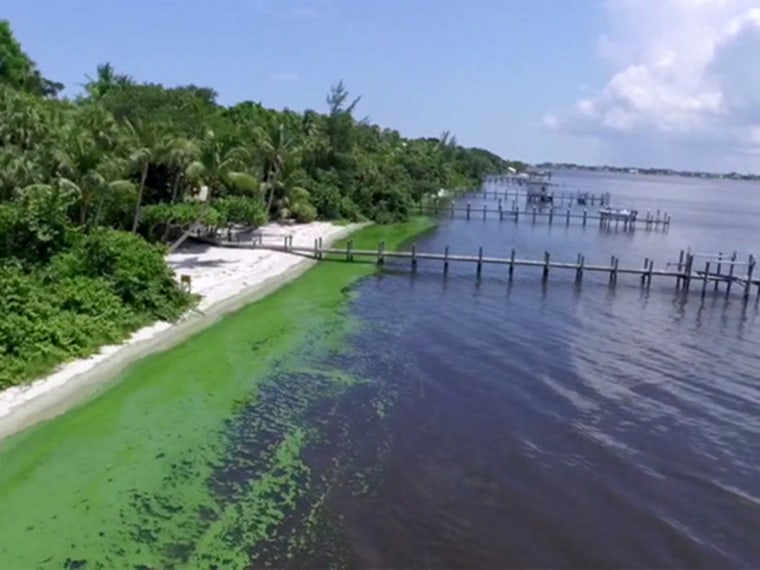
[420, 201, 671, 231]
[216, 236, 759, 301]
[476, 188, 612, 207]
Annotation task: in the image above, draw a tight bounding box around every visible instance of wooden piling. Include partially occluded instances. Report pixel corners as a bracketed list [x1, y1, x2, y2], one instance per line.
[727, 252, 736, 295]
[483, 204, 488, 221]
[576, 254, 584, 283]
[466, 202, 471, 220]
[314, 238, 319, 258]
[714, 252, 722, 292]
[346, 239, 353, 262]
[676, 250, 684, 289]
[611, 256, 619, 285]
[549, 208, 554, 225]
[647, 259, 654, 288]
[411, 243, 417, 272]
[509, 248, 515, 279]
[443, 245, 450, 275]
[744, 255, 755, 300]
[641, 258, 649, 286]
[583, 209, 588, 227]
[683, 253, 694, 294]
[477, 246, 483, 278]
[543, 251, 550, 281]
[377, 240, 385, 265]
[318, 237, 323, 259]
[701, 261, 710, 298]
[532, 207, 537, 224]
[566, 209, 571, 227]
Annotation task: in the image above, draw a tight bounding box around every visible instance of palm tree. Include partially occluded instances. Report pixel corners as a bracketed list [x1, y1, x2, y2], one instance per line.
[256, 121, 300, 214]
[123, 118, 164, 233]
[168, 130, 257, 252]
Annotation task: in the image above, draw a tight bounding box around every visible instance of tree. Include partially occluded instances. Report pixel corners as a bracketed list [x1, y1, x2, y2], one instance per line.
[0, 20, 63, 96]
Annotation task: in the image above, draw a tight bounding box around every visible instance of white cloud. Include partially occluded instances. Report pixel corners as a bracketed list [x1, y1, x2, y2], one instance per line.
[270, 72, 299, 82]
[547, 0, 760, 170]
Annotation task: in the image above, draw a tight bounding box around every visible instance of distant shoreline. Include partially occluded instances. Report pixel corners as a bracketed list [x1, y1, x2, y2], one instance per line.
[536, 165, 760, 181]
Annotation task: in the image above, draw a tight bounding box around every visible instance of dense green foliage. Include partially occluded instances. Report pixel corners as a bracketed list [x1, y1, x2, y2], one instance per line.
[0, 20, 519, 386]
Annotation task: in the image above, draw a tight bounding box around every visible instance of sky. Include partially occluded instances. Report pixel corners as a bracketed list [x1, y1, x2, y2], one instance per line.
[4, 0, 760, 172]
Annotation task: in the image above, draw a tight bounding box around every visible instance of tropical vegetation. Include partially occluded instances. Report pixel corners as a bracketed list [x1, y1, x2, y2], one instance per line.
[0, 20, 521, 387]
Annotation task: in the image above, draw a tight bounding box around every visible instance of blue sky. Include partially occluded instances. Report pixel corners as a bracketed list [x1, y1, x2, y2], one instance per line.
[4, 0, 760, 172]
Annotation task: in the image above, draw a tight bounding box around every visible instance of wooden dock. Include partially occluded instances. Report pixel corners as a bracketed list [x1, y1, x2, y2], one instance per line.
[420, 201, 671, 231]
[476, 188, 612, 207]
[229, 237, 758, 301]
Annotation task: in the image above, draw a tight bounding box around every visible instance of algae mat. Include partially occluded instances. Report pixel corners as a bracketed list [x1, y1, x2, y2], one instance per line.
[0, 219, 434, 569]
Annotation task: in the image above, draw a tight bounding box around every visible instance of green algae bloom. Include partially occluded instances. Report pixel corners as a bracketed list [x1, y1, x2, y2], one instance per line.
[0, 219, 434, 569]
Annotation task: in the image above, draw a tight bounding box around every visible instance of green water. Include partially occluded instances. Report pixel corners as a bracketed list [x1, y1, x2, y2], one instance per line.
[0, 219, 434, 569]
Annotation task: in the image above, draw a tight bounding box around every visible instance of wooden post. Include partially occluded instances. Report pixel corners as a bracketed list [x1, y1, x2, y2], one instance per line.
[377, 240, 385, 266]
[549, 207, 554, 225]
[498, 198, 503, 210]
[346, 239, 353, 262]
[744, 254, 755, 300]
[499, 204, 504, 221]
[701, 261, 711, 298]
[318, 237, 323, 259]
[443, 245, 450, 276]
[476, 246, 483, 278]
[683, 253, 693, 294]
[314, 237, 319, 259]
[714, 252, 722, 292]
[543, 251, 550, 282]
[283, 235, 289, 251]
[641, 258, 649, 286]
[727, 251, 736, 295]
[411, 243, 417, 272]
[647, 259, 654, 288]
[514, 208, 519, 223]
[509, 248, 515, 279]
[532, 206, 537, 224]
[582, 209, 587, 227]
[483, 204, 488, 221]
[466, 202, 471, 220]
[609, 256, 617, 285]
[576, 254, 584, 284]
[676, 250, 684, 289]
[566, 208, 571, 227]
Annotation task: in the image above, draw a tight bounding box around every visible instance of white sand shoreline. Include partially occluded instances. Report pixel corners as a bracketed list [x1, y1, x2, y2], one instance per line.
[0, 221, 362, 442]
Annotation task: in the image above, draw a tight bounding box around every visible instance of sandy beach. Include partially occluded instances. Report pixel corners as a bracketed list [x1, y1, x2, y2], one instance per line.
[0, 221, 361, 441]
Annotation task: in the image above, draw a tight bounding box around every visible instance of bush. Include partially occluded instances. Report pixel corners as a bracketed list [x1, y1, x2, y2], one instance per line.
[290, 201, 318, 223]
[52, 229, 192, 320]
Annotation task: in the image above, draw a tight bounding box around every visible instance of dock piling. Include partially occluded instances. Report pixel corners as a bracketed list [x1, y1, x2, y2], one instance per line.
[377, 240, 385, 266]
[411, 243, 417, 272]
[466, 202, 471, 220]
[509, 248, 515, 279]
[443, 245, 450, 276]
[744, 255, 755, 300]
[702, 261, 710, 298]
[543, 251, 550, 282]
[477, 246, 483, 278]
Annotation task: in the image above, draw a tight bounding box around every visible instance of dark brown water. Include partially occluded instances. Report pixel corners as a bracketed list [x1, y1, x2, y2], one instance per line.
[306, 172, 760, 569]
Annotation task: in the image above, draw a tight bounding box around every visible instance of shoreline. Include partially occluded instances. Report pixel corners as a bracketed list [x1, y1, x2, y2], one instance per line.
[0, 221, 363, 442]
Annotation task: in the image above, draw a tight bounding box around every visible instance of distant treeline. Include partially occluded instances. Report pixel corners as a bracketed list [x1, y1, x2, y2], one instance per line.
[0, 20, 522, 387]
[536, 162, 759, 181]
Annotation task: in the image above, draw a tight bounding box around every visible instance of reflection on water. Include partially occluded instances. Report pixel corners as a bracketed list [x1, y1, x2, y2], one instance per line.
[303, 173, 760, 569]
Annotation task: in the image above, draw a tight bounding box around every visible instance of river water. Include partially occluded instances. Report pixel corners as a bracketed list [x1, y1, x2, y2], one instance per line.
[2, 171, 760, 569]
[309, 171, 760, 568]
